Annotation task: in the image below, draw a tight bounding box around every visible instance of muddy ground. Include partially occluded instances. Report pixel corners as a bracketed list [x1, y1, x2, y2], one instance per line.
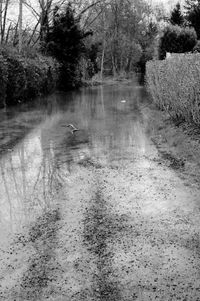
[0, 86, 200, 300]
[145, 104, 200, 188]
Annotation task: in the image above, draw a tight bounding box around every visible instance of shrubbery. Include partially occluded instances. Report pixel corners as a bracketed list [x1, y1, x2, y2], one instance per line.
[146, 53, 200, 126]
[0, 46, 60, 107]
[158, 25, 197, 59]
[193, 40, 200, 52]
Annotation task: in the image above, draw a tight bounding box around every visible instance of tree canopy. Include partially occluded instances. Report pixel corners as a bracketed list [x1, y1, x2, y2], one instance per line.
[158, 25, 197, 59]
[184, 0, 200, 38]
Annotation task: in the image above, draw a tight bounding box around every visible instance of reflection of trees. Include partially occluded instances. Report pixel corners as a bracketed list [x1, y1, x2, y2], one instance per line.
[0, 84, 147, 233]
[0, 141, 31, 230]
[0, 93, 69, 232]
[0, 128, 69, 232]
[0, 160, 13, 231]
[72, 84, 146, 164]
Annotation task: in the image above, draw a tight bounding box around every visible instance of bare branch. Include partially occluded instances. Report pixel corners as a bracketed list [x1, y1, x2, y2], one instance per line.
[28, 17, 40, 45]
[78, 0, 102, 17]
[2, 0, 10, 42]
[83, 2, 110, 30]
[84, 8, 104, 30]
[24, 1, 40, 19]
[5, 21, 11, 43]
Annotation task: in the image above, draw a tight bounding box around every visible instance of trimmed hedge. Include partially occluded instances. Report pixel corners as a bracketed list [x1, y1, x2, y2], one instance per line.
[0, 47, 60, 107]
[146, 53, 200, 126]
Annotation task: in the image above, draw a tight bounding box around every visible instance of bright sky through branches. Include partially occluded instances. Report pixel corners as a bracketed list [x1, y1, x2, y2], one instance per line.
[6, 0, 185, 28]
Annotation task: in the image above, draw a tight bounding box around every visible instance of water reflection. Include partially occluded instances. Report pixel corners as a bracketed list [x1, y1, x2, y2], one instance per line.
[0, 82, 149, 239]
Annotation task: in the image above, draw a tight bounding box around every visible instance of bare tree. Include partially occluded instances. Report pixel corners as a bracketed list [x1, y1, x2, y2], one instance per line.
[0, 0, 2, 43]
[1, 0, 10, 43]
[18, 0, 23, 52]
[23, 0, 107, 45]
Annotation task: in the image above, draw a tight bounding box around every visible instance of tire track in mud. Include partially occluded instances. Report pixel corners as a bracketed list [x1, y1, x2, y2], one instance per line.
[8, 208, 62, 300]
[83, 187, 130, 301]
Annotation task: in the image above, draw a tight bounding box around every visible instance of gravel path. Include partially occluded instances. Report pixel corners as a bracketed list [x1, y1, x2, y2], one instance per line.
[0, 133, 200, 300]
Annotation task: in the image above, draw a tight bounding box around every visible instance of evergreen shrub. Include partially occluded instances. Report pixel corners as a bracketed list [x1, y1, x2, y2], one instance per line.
[146, 53, 200, 126]
[158, 25, 197, 59]
[45, 4, 89, 90]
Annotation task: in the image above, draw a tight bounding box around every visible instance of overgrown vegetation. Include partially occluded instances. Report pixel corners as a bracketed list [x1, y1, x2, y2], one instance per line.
[146, 54, 200, 126]
[145, 1, 200, 129]
[0, 46, 59, 107]
[184, 0, 200, 39]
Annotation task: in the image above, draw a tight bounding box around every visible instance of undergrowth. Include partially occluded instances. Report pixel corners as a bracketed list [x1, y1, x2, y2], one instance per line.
[0, 45, 60, 107]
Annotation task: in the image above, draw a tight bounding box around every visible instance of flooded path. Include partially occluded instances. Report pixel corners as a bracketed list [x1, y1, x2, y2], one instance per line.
[0, 82, 200, 300]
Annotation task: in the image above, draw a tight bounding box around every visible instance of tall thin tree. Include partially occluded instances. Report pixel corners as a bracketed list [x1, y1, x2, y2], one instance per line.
[19, 0, 23, 53]
[0, 0, 2, 43]
[2, 0, 10, 43]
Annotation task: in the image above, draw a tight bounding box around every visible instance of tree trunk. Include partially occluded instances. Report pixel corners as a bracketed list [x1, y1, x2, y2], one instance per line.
[40, 0, 52, 43]
[0, 0, 2, 43]
[5, 22, 12, 43]
[100, 42, 105, 80]
[111, 53, 117, 77]
[40, 0, 45, 42]
[19, 0, 23, 53]
[2, 0, 9, 43]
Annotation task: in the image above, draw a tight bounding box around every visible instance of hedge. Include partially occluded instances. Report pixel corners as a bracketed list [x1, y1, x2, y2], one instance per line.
[0, 54, 8, 107]
[0, 47, 60, 107]
[146, 53, 200, 126]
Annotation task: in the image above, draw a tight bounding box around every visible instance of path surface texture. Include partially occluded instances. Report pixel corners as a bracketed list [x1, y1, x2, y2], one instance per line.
[0, 83, 199, 300]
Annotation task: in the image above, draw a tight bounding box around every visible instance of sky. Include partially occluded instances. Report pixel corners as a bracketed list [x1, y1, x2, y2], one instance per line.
[153, 0, 185, 8]
[6, 0, 185, 28]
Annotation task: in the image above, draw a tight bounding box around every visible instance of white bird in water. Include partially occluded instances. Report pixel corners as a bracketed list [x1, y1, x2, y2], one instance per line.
[66, 124, 79, 134]
[121, 99, 126, 103]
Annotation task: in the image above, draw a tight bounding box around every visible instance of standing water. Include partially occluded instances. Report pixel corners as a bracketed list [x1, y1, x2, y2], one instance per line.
[0, 82, 200, 301]
[0, 82, 148, 237]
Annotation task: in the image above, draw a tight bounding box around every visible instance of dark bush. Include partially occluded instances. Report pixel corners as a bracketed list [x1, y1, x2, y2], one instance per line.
[45, 4, 90, 90]
[185, 0, 200, 39]
[158, 25, 197, 59]
[23, 55, 59, 99]
[0, 45, 60, 106]
[0, 55, 8, 107]
[6, 55, 26, 105]
[193, 40, 200, 52]
[169, 2, 185, 26]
